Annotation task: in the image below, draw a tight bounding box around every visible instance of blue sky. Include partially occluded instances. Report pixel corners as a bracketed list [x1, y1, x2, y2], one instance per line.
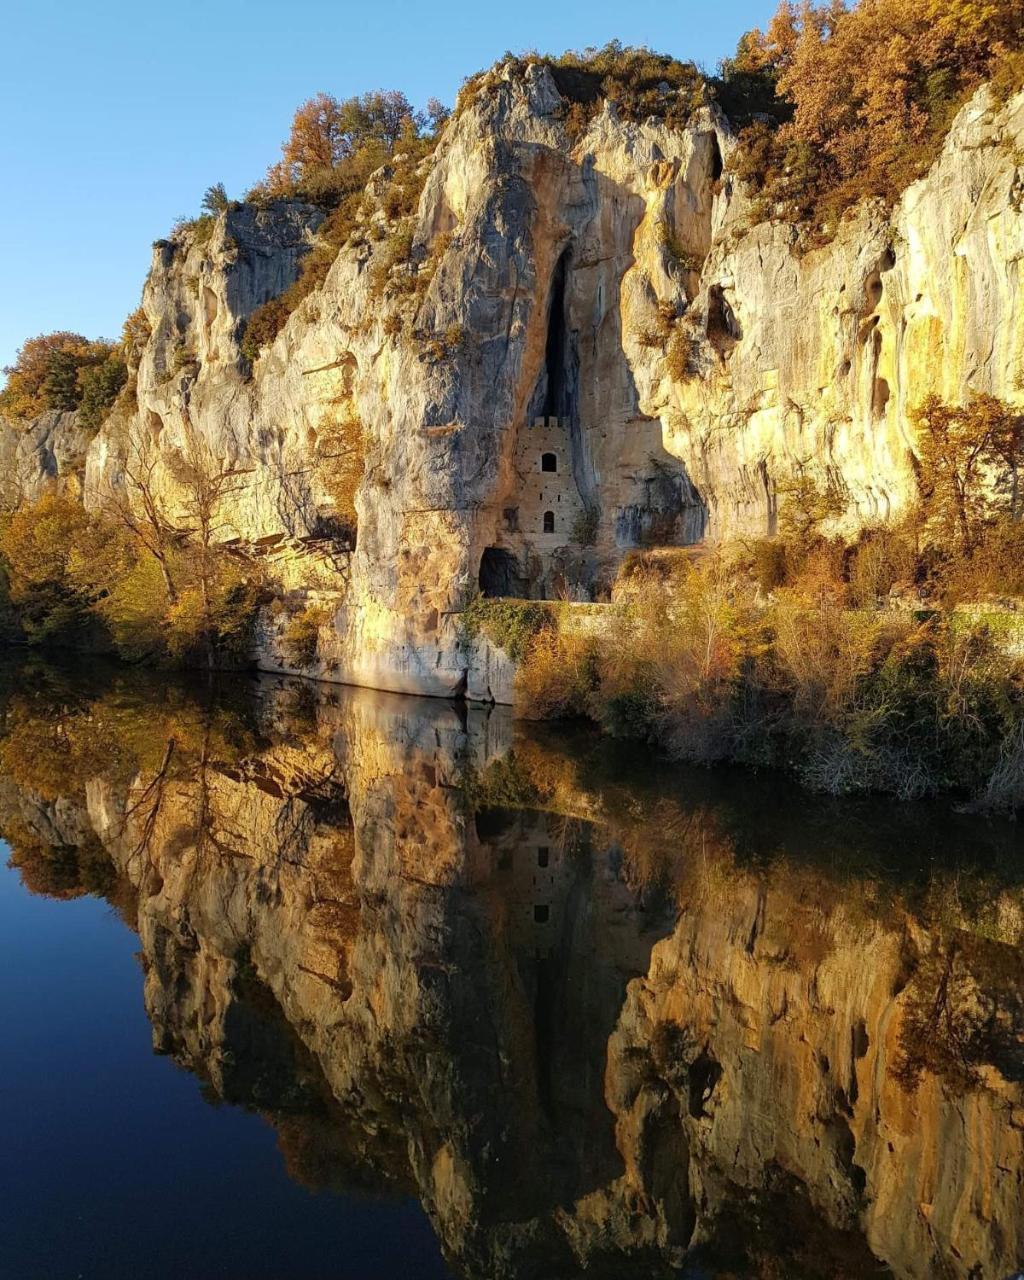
[0, 0, 773, 373]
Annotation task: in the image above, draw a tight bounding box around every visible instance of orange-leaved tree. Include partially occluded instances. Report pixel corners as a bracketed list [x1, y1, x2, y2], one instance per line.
[913, 393, 1024, 550]
[721, 0, 1024, 224]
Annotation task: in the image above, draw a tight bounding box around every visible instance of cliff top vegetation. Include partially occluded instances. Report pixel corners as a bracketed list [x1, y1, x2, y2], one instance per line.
[7, 1, 1023, 387]
[238, 1, 1024, 358]
[237, 89, 449, 360]
[717, 0, 1024, 229]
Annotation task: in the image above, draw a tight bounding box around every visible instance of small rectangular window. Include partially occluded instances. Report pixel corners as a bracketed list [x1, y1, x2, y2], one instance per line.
[537, 847, 549, 868]
[534, 905, 549, 923]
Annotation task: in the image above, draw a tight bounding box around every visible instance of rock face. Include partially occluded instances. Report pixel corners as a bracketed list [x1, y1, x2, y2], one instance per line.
[0, 409, 93, 507]
[655, 87, 1024, 537]
[1, 669, 1022, 1279]
[6, 66, 1023, 696]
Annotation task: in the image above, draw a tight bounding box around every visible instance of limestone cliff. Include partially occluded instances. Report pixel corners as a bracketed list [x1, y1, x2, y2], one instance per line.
[0, 408, 93, 507]
[6, 65, 1023, 696]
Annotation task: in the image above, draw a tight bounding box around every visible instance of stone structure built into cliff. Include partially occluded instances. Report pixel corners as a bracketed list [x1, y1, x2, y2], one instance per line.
[2, 63, 1022, 699]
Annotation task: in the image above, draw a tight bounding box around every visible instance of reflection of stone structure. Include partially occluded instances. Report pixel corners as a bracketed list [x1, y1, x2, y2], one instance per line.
[497, 816, 571, 956]
[1, 669, 1023, 1279]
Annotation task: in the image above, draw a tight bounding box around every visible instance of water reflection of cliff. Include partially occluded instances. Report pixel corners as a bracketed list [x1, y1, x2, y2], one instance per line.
[2, 660, 1023, 1280]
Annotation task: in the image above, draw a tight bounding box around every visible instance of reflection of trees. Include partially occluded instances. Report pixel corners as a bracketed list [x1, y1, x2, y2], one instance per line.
[0, 667, 267, 912]
[690, 1169, 895, 1280]
[2, 662, 1024, 1280]
[895, 935, 1024, 1093]
[6, 825, 117, 902]
[477, 722, 1024, 934]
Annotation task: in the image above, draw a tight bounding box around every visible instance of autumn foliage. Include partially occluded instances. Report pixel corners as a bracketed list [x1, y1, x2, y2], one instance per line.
[0, 332, 126, 427]
[914, 394, 1024, 550]
[240, 90, 445, 360]
[507, 390, 1024, 808]
[721, 0, 1024, 227]
[258, 90, 442, 201]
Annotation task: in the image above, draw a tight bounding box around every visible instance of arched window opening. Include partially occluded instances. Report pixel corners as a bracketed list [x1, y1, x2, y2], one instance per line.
[541, 452, 557, 473]
[542, 511, 555, 534]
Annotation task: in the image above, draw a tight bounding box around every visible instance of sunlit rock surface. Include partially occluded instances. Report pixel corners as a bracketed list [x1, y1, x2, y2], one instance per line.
[0, 408, 94, 507]
[1, 664, 1021, 1278]
[4, 66, 1018, 694]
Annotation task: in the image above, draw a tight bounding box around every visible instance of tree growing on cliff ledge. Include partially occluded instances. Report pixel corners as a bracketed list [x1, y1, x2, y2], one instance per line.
[258, 88, 429, 204]
[239, 87, 446, 361]
[914, 394, 1024, 551]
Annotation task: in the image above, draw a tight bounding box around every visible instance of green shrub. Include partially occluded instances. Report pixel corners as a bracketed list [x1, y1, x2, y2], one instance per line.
[77, 355, 128, 429]
[170, 213, 217, 247]
[571, 506, 599, 547]
[170, 343, 199, 379]
[240, 298, 291, 362]
[368, 222, 415, 297]
[201, 183, 230, 214]
[460, 595, 558, 661]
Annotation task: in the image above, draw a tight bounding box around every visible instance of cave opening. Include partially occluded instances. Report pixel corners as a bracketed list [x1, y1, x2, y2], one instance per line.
[709, 133, 724, 182]
[479, 547, 521, 598]
[687, 1049, 723, 1119]
[707, 285, 741, 345]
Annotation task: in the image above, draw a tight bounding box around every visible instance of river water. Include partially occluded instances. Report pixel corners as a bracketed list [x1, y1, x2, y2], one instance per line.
[0, 658, 1021, 1279]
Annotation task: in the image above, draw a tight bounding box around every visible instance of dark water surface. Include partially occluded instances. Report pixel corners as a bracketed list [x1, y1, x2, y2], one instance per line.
[0, 658, 1022, 1279]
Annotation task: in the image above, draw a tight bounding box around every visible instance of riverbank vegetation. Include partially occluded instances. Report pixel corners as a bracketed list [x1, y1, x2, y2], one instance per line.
[494, 394, 1024, 812]
[0, 427, 263, 669]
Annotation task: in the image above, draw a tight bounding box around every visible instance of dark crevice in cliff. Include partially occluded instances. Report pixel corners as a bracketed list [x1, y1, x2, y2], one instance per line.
[542, 249, 578, 424]
[708, 133, 724, 182]
[687, 1047, 722, 1118]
